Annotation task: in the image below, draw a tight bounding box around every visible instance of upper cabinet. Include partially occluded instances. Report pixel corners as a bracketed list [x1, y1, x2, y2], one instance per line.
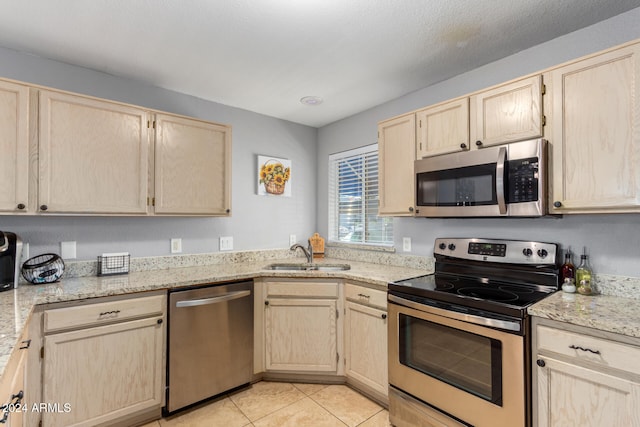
[153, 114, 231, 215]
[0, 80, 29, 213]
[546, 42, 640, 213]
[0, 79, 232, 217]
[38, 90, 150, 214]
[378, 113, 416, 216]
[470, 75, 544, 148]
[416, 97, 469, 158]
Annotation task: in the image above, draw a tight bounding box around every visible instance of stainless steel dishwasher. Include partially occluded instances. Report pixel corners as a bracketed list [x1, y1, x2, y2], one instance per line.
[166, 281, 253, 413]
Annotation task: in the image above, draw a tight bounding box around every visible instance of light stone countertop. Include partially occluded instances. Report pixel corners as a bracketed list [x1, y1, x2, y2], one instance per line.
[528, 291, 640, 338]
[0, 257, 429, 379]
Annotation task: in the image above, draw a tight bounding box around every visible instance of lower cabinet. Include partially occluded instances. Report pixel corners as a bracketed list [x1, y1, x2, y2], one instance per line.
[344, 283, 388, 401]
[41, 292, 166, 427]
[532, 317, 640, 427]
[262, 279, 342, 374]
[0, 330, 29, 427]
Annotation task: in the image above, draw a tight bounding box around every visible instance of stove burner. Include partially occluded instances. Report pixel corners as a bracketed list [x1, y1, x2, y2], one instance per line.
[434, 281, 455, 291]
[499, 285, 535, 294]
[457, 287, 519, 302]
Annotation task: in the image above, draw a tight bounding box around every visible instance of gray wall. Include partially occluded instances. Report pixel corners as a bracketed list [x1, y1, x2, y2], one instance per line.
[317, 7, 640, 277]
[0, 47, 318, 259]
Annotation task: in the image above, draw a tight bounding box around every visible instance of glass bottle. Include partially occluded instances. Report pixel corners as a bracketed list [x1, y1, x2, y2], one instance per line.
[575, 249, 593, 295]
[560, 250, 575, 286]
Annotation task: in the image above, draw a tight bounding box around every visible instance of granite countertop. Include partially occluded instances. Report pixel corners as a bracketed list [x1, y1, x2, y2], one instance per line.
[0, 257, 428, 378]
[528, 291, 640, 338]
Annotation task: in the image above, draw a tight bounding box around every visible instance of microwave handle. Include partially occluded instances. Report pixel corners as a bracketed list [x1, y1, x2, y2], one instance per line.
[496, 146, 507, 214]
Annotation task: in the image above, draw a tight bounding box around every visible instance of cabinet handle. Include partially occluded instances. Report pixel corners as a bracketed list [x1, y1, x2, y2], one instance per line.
[226, 209, 230, 214]
[460, 143, 467, 149]
[408, 207, 414, 212]
[381, 313, 387, 319]
[569, 344, 601, 355]
[157, 319, 163, 325]
[536, 359, 546, 367]
[16, 203, 26, 210]
[40, 204, 48, 211]
[553, 201, 562, 208]
[99, 310, 121, 316]
[19, 339, 31, 350]
[475, 140, 483, 147]
[0, 390, 23, 424]
[357, 293, 370, 299]
[265, 300, 269, 306]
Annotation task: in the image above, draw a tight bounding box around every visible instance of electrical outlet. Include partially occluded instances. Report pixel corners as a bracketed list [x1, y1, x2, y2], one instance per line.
[171, 238, 182, 254]
[61, 241, 77, 259]
[289, 234, 296, 246]
[220, 236, 234, 251]
[402, 237, 412, 252]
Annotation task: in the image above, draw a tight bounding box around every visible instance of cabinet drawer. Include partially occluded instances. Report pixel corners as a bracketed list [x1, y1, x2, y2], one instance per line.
[44, 294, 165, 333]
[536, 325, 640, 375]
[345, 283, 387, 310]
[265, 281, 339, 298]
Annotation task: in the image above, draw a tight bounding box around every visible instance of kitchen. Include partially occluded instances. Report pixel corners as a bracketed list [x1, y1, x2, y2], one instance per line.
[1, 2, 640, 427]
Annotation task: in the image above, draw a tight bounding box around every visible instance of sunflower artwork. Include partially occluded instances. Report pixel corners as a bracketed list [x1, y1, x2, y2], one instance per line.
[258, 156, 292, 197]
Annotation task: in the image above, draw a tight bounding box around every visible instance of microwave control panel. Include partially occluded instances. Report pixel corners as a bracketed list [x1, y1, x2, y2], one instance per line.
[506, 157, 539, 203]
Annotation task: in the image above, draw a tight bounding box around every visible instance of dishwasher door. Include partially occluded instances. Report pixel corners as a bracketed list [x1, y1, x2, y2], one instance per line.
[167, 281, 253, 413]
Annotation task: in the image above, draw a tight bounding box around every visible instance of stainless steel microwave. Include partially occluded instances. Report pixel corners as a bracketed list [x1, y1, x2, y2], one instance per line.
[415, 138, 547, 217]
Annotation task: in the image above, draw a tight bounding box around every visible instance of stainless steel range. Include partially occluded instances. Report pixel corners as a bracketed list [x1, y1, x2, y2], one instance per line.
[388, 238, 559, 427]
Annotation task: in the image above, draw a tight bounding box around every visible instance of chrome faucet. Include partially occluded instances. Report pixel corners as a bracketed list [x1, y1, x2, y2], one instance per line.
[290, 240, 313, 263]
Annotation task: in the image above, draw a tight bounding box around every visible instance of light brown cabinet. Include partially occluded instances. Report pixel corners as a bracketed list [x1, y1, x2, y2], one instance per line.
[378, 113, 416, 216]
[41, 293, 166, 427]
[263, 279, 342, 374]
[533, 317, 640, 427]
[38, 89, 151, 214]
[470, 75, 544, 148]
[416, 97, 469, 158]
[0, 77, 232, 217]
[0, 331, 29, 427]
[153, 114, 231, 215]
[344, 283, 388, 401]
[546, 42, 640, 213]
[0, 80, 29, 213]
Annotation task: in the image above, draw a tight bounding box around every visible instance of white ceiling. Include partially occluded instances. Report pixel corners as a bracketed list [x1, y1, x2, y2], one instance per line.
[0, 1, 639, 128]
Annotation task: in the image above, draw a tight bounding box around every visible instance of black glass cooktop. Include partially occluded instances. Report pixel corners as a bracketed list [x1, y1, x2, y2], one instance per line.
[389, 273, 556, 318]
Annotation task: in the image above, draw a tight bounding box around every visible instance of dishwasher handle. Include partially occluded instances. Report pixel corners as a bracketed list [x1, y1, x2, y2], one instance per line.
[175, 290, 251, 308]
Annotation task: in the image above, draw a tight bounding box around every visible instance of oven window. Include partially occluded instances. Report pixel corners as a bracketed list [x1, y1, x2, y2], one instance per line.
[417, 163, 496, 206]
[398, 314, 502, 405]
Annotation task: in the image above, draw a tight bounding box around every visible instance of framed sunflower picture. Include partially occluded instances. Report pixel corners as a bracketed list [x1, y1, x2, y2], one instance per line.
[257, 155, 292, 197]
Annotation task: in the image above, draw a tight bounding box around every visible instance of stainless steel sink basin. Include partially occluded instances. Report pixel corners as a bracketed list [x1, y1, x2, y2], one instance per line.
[266, 263, 350, 271]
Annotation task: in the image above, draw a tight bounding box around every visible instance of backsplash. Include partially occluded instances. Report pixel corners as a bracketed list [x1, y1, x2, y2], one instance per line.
[50, 248, 640, 299]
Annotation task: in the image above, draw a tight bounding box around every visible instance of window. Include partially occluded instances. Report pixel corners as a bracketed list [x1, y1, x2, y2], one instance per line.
[328, 144, 393, 245]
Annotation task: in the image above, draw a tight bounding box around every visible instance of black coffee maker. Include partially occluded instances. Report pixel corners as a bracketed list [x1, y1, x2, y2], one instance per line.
[0, 231, 23, 292]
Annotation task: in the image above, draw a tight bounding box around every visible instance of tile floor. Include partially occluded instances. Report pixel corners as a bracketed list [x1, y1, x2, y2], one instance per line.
[141, 381, 391, 427]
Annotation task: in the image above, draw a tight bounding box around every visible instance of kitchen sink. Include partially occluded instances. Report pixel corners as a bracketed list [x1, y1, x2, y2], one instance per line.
[265, 263, 351, 271]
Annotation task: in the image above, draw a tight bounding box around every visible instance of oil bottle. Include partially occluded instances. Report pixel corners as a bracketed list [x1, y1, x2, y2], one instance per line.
[575, 248, 593, 295]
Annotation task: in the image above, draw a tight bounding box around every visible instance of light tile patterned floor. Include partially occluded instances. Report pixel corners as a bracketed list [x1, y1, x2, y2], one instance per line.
[141, 382, 391, 427]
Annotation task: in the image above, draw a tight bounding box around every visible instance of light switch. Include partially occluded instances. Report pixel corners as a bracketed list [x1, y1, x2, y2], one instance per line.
[402, 237, 412, 252]
[171, 238, 182, 254]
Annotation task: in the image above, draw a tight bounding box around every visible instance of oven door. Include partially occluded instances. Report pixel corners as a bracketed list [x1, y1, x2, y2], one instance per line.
[388, 294, 528, 427]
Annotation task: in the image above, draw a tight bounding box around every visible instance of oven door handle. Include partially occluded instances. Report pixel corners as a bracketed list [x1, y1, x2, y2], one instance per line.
[496, 146, 507, 215]
[388, 294, 521, 332]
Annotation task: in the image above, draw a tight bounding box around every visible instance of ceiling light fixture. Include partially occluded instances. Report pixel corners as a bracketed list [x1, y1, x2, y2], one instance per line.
[300, 96, 323, 106]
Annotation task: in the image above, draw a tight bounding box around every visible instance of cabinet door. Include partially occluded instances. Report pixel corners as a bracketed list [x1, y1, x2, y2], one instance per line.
[42, 317, 164, 427]
[265, 298, 337, 372]
[470, 75, 543, 147]
[536, 356, 640, 427]
[38, 90, 150, 214]
[547, 43, 640, 212]
[345, 301, 387, 397]
[154, 114, 231, 215]
[378, 113, 416, 216]
[0, 80, 29, 213]
[416, 97, 469, 158]
[0, 346, 26, 427]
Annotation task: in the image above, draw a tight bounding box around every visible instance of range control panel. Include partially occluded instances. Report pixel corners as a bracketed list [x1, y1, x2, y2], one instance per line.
[434, 237, 558, 265]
